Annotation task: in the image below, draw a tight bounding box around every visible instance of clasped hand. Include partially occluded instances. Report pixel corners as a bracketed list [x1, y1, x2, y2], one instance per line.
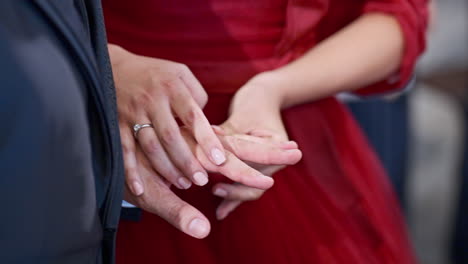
[109, 45, 302, 239]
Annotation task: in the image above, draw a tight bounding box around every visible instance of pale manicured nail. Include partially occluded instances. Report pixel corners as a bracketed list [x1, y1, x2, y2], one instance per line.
[211, 148, 226, 165]
[188, 218, 209, 238]
[193, 172, 208, 186]
[262, 175, 274, 186]
[178, 177, 192, 189]
[286, 149, 300, 152]
[280, 141, 298, 149]
[213, 188, 228, 197]
[132, 181, 144, 196]
[211, 125, 225, 135]
[216, 211, 225, 220]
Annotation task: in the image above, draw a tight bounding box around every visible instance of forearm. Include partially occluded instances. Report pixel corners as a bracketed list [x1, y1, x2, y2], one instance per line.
[254, 13, 405, 109]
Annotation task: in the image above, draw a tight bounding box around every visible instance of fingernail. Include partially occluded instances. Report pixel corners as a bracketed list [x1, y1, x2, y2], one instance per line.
[178, 177, 192, 189]
[216, 211, 226, 221]
[211, 148, 226, 165]
[132, 181, 144, 196]
[280, 141, 298, 149]
[286, 149, 300, 152]
[188, 218, 209, 238]
[193, 172, 208, 186]
[211, 125, 225, 135]
[261, 176, 274, 187]
[213, 188, 228, 197]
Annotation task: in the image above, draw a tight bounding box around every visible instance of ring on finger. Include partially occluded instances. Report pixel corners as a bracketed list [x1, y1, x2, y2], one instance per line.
[133, 123, 154, 138]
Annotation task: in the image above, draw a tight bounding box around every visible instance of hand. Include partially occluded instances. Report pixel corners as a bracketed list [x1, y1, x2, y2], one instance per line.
[124, 128, 282, 239]
[109, 44, 226, 196]
[211, 75, 302, 219]
[212, 126, 300, 176]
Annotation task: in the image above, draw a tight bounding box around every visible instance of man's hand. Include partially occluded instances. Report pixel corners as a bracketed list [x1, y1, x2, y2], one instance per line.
[123, 146, 211, 239]
[124, 129, 285, 239]
[109, 44, 226, 196]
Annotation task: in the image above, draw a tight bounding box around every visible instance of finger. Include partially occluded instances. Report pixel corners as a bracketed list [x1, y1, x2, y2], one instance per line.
[181, 129, 275, 190]
[120, 126, 144, 196]
[248, 128, 284, 141]
[216, 200, 243, 220]
[130, 151, 211, 239]
[247, 129, 275, 138]
[211, 125, 226, 136]
[215, 123, 297, 148]
[219, 135, 302, 165]
[257, 164, 285, 176]
[194, 147, 274, 190]
[212, 183, 265, 201]
[146, 183, 211, 239]
[169, 81, 227, 166]
[150, 100, 209, 186]
[279, 140, 299, 150]
[178, 65, 208, 108]
[137, 126, 192, 190]
[246, 163, 286, 176]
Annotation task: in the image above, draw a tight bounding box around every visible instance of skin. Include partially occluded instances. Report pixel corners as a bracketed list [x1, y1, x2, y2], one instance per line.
[109, 44, 229, 194]
[124, 127, 302, 238]
[109, 45, 302, 238]
[211, 13, 406, 219]
[110, 12, 406, 235]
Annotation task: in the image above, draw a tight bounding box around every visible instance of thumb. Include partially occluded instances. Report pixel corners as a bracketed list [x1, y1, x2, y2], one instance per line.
[130, 148, 211, 239]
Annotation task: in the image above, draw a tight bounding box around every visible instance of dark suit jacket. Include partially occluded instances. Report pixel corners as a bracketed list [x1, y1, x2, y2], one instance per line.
[0, 1, 124, 263]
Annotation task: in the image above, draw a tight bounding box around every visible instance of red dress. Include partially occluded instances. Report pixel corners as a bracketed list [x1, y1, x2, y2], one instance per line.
[103, 0, 427, 263]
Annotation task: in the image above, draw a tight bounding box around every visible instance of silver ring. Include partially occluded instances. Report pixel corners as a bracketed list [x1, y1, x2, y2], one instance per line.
[133, 123, 153, 138]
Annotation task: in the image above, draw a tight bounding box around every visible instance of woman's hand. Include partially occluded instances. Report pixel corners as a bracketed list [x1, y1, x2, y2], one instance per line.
[211, 75, 302, 219]
[124, 128, 285, 239]
[109, 44, 227, 196]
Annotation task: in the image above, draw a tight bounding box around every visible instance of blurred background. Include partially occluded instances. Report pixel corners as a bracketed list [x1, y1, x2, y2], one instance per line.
[348, 0, 468, 263]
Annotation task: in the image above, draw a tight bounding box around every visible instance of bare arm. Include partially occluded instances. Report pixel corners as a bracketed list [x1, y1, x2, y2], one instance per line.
[248, 13, 405, 109]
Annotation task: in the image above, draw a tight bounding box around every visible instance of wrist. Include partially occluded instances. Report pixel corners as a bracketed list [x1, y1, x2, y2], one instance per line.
[228, 72, 284, 122]
[108, 44, 128, 66]
[245, 71, 288, 109]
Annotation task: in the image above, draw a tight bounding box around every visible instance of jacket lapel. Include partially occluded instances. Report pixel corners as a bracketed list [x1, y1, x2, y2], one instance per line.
[32, 0, 102, 90]
[33, 1, 124, 240]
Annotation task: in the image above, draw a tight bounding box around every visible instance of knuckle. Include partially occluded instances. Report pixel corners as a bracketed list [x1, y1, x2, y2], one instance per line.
[146, 67, 160, 78]
[147, 73, 172, 93]
[174, 63, 190, 76]
[125, 167, 138, 181]
[160, 78, 178, 91]
[182, 158, 198, 173]
[147, 68, 163, 83]
[159, 75, 178, 92]
[199, 135, 217, 151]
[198, 91, 208, 108]
[167, 203, 189, 227]
[226, 136, 242, 154]
[132, 90, 154, 109]
[159, 126, 178, 145]
[183, 107, 198, 126]
[142, 139, 161, 155]
[239, 167, 253, 179]
[121, 143, 132, 156]
[162, 170, 182, 182]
